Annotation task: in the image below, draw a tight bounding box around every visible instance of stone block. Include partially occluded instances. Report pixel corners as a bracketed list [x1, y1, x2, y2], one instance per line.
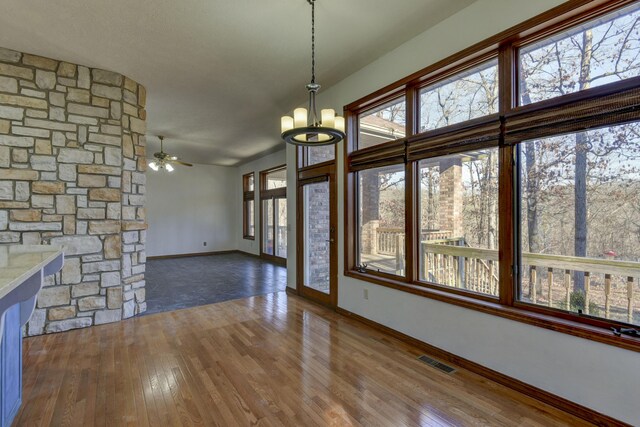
[82, 260, 120, 274]
[107, 287, 123, 309]
[78, 174, 106, 188]
[0, 94, 47, 109]
[91, 84, 121, 100]
[23, 54, 58, 70]
[121, 221, 146, 231]
[33, 181, 65, 194]
[78, 164, 121, 176]
[31, 195, 54, 208]
[58, 164, 77, 182]
[106, 203, 121, 219]
[50, 235, 102, 255]
[11, 148, 27, 162]
[49, 91, 65, 107]
[123, 300, 135, 318]
[14, 182, 29, 200]
[24, 117, 76, 132]
[101, 271, 121, 287]
[11, 126, 50, 138]
[72, 282, 100, 298]
[66, 88, 90, 103]
[0, 182, 12, 200]
[57, 148, 94, 164]
[35, 139, 52, 154]
[10, 209, 41, 222]
[89, 188, 120, 202]
[88, 220, 121, 235]
[63, 215, 75, 234]
[92, 69, 122, 86]
[57, 62, 76, 78]
[0, 119, 9, 134]
[30, 155, 56, 171]
[0, 146, 8, 167]
[37, 286, 70, 308]
[138, 84, 146, 107]
[104, 234, 122, 259]
[95, 309, 122, 325]
[0, 135, 33, 147]
[130, 117, 146, 134]
[45, 317, 92, 333]
[0, 63, 33, 79]
[48, 306, 76, 321]
[61, 257, 81, 284]
[56, 195, 76, 214]
[67, 103, 109, 118]
[0, 47, 21, 63]
[9, 222, 61, 232]
[77, 66, 90, 89]
[134, 288, 145, 302]
[0, 105, 23, 120]
[35, 70, 56, 89]
[0, 231, 20, 242]
[78, 296, 106, 311]
[0, 210, 7, 230]
[77, 208, 105, 219]
[0, 76, 17, 93]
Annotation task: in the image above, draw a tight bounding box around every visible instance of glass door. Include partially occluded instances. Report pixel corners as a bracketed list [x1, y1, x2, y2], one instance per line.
[297, 169, 336, 306]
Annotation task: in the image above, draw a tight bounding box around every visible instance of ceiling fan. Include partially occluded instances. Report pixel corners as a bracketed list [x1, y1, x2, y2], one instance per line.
[148, 136, 193, 172]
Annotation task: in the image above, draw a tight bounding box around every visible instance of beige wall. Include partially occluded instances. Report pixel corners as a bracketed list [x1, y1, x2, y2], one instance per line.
[0, 46, 147, 334]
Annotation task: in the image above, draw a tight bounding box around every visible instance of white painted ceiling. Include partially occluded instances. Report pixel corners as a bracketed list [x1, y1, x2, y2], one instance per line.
[0, 0, 476, 166]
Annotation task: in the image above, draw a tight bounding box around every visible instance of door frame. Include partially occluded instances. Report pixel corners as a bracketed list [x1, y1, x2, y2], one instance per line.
[259, 165, 287, 265]
[296, 162, 338, 308]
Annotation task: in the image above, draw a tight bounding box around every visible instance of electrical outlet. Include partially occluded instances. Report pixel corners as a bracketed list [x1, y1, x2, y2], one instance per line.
[363, 288, 369, 300]
[203, 242, 207, 246]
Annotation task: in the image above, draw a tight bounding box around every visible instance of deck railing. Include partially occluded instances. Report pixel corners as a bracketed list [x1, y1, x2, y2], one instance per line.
[420, 243, 640, 324]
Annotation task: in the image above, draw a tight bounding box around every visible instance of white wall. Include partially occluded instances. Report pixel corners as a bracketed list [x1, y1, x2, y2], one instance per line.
[286, 0, 640, 424]
[236, 149, 287, 256]
[146, 163, 238, 257]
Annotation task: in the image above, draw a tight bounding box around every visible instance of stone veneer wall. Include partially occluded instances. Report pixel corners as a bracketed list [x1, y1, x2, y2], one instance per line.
[0, 46, 147, 335]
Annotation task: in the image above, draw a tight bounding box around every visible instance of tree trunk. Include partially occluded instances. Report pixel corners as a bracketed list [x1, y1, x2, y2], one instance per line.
[573, 30, 593, 293]
[362, 171, 380, 224]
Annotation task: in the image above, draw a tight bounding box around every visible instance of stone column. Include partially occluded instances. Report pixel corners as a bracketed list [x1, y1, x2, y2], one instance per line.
[0, 46, 147, 334]
[438, 157, 463, 238]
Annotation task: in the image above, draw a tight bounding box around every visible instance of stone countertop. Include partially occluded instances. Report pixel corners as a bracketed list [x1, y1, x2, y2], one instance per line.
[0, 245, 63, 300]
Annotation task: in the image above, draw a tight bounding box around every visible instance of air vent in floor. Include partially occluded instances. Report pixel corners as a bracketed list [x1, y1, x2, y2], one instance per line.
[417, 355, 456, 374]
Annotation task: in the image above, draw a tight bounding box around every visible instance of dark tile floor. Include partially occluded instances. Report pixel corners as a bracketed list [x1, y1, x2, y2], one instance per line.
[144, 252, 287, 315]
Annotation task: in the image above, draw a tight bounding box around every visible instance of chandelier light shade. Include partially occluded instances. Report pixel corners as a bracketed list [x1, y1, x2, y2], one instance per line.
[281, 0, 345, 146]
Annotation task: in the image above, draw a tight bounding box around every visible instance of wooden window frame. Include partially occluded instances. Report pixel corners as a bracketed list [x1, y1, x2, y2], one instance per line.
[343, 0, 640, 352]
[260, 165, 287, 264]
[242, 172, 255, 240]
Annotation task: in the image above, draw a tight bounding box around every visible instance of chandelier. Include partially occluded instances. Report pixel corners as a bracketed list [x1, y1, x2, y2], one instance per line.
[280, 0, 345, 146]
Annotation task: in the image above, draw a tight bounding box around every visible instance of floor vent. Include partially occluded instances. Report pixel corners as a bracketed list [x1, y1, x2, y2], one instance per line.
[417, 355, 456, 374]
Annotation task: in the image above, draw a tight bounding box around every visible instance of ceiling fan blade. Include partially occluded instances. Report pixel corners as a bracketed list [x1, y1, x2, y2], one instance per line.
[173, 160, 193, 167]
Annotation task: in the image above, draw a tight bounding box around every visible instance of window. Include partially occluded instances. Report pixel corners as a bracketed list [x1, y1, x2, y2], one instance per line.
[519, 124, 640, 326]
[358, 97, 406, 150]
[357, 164, 405, 276]
[260, 165, 287, 260]
[419, 148, 499, 297]
[344, 0, 640, 350]
[519, 2, 640, 106]
[303, 145, 335, 167]
[243, 172, 255, 239]
[264, 167, 287, 189]
[419, 59, 499, 132]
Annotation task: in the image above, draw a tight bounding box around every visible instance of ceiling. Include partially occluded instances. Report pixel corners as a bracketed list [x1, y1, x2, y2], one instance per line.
[0, 0, 476, 166]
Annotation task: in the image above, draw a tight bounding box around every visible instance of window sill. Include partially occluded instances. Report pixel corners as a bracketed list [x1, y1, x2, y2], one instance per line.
[344, 270, 640, 353]
[243, 236, 255, 241]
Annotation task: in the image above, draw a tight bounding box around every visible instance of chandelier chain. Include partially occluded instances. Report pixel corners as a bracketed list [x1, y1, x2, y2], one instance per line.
[310, 0, 315, 84]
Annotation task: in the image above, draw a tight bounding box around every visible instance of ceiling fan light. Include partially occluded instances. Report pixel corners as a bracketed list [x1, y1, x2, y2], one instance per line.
[165, 163, 175, 172]
[149, 161, 159, 171]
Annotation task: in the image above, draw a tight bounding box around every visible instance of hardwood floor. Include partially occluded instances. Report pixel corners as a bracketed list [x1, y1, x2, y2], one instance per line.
[15, 292, 592, 426]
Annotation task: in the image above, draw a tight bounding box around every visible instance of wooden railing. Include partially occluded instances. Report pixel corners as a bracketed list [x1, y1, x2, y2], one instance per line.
[420, 243, 640, 324]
